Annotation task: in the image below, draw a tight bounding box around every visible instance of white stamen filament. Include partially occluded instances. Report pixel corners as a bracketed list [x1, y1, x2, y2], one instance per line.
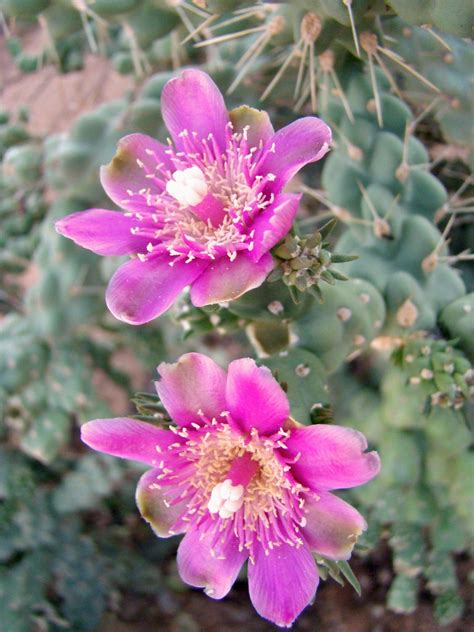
[208, 479, 244, 519]
[166, 166, 208, 206]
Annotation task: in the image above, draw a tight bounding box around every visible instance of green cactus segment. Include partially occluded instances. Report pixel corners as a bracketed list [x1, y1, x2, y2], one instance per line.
[53, 454, 123, 514]
[335, 215, 465, 333]
[1, 115, 47, 280]
[439, 294, 474, 361]
[293, 278, 385, 373]
[342, 365, 471, 619]
[261, 348, 329, 425]
[387, 1, 473, 37]
[383, 18, 474, 164]
[387, 573, 418, 613]
[391, 336, 473, 410]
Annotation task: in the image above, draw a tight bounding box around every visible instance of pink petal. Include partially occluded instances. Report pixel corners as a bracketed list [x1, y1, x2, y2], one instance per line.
[177, 526, 248, 599]
[156, 353, 227, 425]
[105, 256, 208, 324]
[81, 417, 175, 466]
[162, 69, 229, 151]
[100, 133, 173, 211]
[256, 117, 332, 191]
[136, 469, 187, 538]
[249, 193, 301, 262]
[189, 252, 274, 307]
[302, 492, 366, 560]
[55, 209, 149, 256]
[226, 358, 289, 435]
[248, 543, 319, 627]
[286, 425, 381, 491]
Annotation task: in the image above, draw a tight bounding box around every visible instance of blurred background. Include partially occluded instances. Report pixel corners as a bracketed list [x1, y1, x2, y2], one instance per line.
[0, 2, 473, 631]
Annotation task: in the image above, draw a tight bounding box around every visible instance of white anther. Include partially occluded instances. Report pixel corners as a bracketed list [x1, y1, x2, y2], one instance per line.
[166, 166, 208, 206]
[207, 479, 244, 519]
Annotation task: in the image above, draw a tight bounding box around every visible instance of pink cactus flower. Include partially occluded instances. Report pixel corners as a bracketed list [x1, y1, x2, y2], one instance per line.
[81, 353, 380, 627]
[55, 70, 331, 324]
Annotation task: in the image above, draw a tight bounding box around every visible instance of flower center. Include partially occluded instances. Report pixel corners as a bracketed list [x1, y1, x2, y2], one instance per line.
[207, 452, 259, 519]
[165, 166, 208, 206]
[122, 123, 278, 263]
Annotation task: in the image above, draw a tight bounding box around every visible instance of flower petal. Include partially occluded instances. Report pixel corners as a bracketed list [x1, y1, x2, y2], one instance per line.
[286, 425, 381, 491]
[55, 208, 150, 256]
[81, 417, 175, 466]
[136, 469, 187, 538]
[302, 492, 366, 560]
[177, 526, 248, 599]
[156, 352, 227, 425]
[105, 256, 208, 324]
[248, 543, 319, 628]
[256, 117, 332, 191]
[162, 69, 229, 151]
[229, 105, 274, 147]
[189, 252, 274, 307]
[226, 358, 289, 435]
[250, 193, 300, 262]
[100, 133, 173, 211]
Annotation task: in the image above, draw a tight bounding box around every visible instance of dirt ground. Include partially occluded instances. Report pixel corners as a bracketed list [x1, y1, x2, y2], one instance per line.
[2, 30, 473, 632]
[99, 554, 474, 632]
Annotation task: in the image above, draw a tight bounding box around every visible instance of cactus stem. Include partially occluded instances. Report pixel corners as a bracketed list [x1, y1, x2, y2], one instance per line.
[342, 0, 361, 57]
[294, 42, 309, 101]
[0, 10, 10, 38]
[210, 7, 268, 33]
[121, 23, 150, 77]
[325, 67, 355, 123]
[178, 0, 211, 19]
[377, 45, 440, 93]
[77, 7, 98, 54]
[420, 25, 453, 52]
[37, 15, 60, 67]
[422, 214, 456, 272]
[227, 17, 286, 94]
[309, 41, 317, 112]
[409, 96, 443, 133]
[181, 14, 218, 45]
[175, 4, 203, 43]
[360, 37, 383, 126]
[358, 181, 392, 237]
[195, 25, 267, 48]
[301, 186, 371, 226]
[374, 50, 403, 100]
[261, 42, 302, 101]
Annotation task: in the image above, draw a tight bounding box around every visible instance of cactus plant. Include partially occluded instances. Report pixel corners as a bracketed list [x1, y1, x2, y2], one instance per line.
[0, 0, 473, 628]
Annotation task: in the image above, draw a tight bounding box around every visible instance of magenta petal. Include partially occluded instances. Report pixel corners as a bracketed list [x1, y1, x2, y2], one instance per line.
[177, 527, 248, 599]
[55, 208, 149, 256]
[302, 492, 366, 560]
[156, 353, 227, 425]
[136, 469, 187, 538]
[190, 252, 274, 307]
[248, 543, 319, 627]
[226, 358, 289, 435]
[250, 193, 301, 262]
[162, 69, 229, 151]
[105, 256, 208, 324]
[257, 117, 332, 190]
[287, 425, 381, 491]
[81, 418, 175, 466]
[100, 133, 173, 211]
